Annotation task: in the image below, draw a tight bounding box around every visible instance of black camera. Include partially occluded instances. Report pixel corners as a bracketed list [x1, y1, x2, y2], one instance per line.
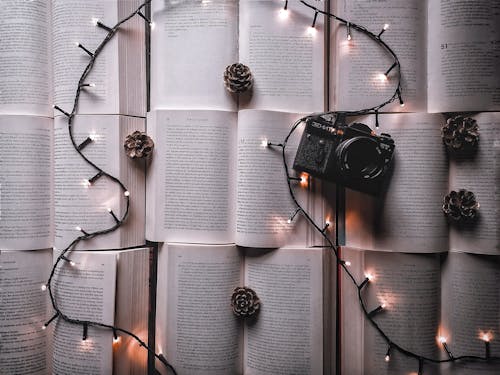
[293, 113, 395, 195]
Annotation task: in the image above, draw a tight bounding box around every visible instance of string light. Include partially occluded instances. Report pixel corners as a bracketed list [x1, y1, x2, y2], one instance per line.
[438, 336, 453, 359]
[482, 333, 491, 358]
[43, 313, 59, 330]
[77, 136, 94, 150]
[384, 61, 398, 79]
[279, 2, 496, 374]
[40, 2, 177, 373]
[107, 208, 120, 224]
[385, 345, 392, 362]
[75, 42, 94, 57]
[287, 208, 301, 224]
[378, 23, 389, 38]
[82, 324, 88, 341]
[88, 171, 103, 185]
[261, 139, 268, 147]
[346, 22, 352, 41]
[53, 104, 70, 117]
[368, 303, 386, 318]
[137, 11, 154, 28]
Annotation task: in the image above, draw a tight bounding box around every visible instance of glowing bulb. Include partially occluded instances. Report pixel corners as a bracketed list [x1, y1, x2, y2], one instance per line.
[482, 333, 491, 342]
[74, 41, 80, 47]
[89, 132, 97, 141]
[88, 83, 96, 88]
[113, 336, 121, 344]
[279, 9, 289, 19]
[345, 261, 351, 266]
[400, 102, 405, 107]
[381, 302, 387, 309]
[365, 272, 374, 281]
[383, 23, 389, 30]
[261, 139, 268, 147]
[385, 354, 390, 362]
[42, 325, 47, 330]
[438, 336, 447, 344]
[70, 260, 76, 267]
[75, 226, 82, 231]
[150, 22, 156, 29]
[378, 73, 388, 82]
[107, 207, 112, 213]
[83, 179, 91, 188]
[124, 190, 130, 197]
[300, 173, 309, 187]
[307, 26, 317, 36]
[41, 284, 47, 291]
[347, 33, 352, 41]
[91, 17, 99, 26]
[287, 218, 292, 224]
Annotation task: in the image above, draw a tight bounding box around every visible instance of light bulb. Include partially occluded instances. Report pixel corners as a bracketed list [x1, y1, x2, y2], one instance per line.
[107, 207, 112, 213]
[42, 325, 47, 330]
[124, 191, 130, 197]
[482, 333, 491, 342]
[307, 26, 317, 36]
[261, 139, 268, 147]
[70, 260, 76, 267]
[385, 354, 390, 362]
[383, 23, 389, 30]
[91, 17, 99, 26]
[279, 9, 289, 19]
[365, 272, 374, 281]
[345, 261, 351, 266]
[438, 336, 447, 344]
[75, 226, 82, 231]
[113, 336, 121, 344]
[150, 22, 156, 29]
[41, 284, 47, 291]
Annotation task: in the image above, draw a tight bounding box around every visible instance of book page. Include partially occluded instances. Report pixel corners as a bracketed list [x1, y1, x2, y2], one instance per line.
[440, 252, 500, 374]
[243, 248, 324, 375]
[0, 0, 52, 116]
[51, 251, 116, 375]
[54, 115, 124, 250]
[0, 116, 53, 250]
[150, 0, 238, 111]
[0, 249, 52, 375]
[340, 247, 365, 375]
[145, 110, 237, 244]
[52, 0, 119, 115]
[113, 248, 150, 375]
[362, 251, 441, 375]
[363, 113, 449, 252]
[236, 110, 309, 248]
[160, 244, 243, 375]
[428, 0, 500, 112]
[239, 0, 325, 113]
[333, 0, 427, 112]
[449, 113, 500, 255]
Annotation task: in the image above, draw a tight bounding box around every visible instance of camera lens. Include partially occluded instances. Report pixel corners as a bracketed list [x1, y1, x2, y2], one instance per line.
[336, 137, 384, 179]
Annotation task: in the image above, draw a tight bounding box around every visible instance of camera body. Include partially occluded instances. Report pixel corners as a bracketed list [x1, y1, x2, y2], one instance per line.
[293, 114, 395, 195]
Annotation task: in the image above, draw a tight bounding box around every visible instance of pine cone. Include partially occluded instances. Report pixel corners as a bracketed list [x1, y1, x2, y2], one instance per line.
[443, 189, 479, 221]
[124, 131, 154, 159]
[441, 116, 479, 151]
[231, 287, 260, 318]
[223, 63, 253, 93]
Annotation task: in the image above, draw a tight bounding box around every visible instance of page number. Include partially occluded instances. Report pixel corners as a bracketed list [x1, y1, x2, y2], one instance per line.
[441, 43, 448, 49]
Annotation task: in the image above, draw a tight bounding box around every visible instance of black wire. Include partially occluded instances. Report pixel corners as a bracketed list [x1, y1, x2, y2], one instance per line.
[45, 1, 176, 373]
[275, 1, 500, 372]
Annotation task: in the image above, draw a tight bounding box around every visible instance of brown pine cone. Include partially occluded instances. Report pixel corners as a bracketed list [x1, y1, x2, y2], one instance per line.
[124, 131, 154, 159]
[441, 116, 479, 151]
[443, 189, 480, 221]
[231, 286, 260, 318]
[223, 63, 253, 93]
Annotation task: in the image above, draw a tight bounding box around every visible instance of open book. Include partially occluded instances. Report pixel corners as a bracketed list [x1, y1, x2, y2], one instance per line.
[155, 244, 335, 375]
[147, 0, 333, 248]
[331, 0, 500, 112]
[0, 247, 150, 375]
[341, 248, 500, 375]
[0, 114, 146, 251]
[344, 112, 500, 255]
[0, 0, 146, 117]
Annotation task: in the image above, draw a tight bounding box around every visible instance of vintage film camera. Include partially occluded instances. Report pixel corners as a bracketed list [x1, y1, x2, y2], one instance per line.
[293, 113, 395, 195]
